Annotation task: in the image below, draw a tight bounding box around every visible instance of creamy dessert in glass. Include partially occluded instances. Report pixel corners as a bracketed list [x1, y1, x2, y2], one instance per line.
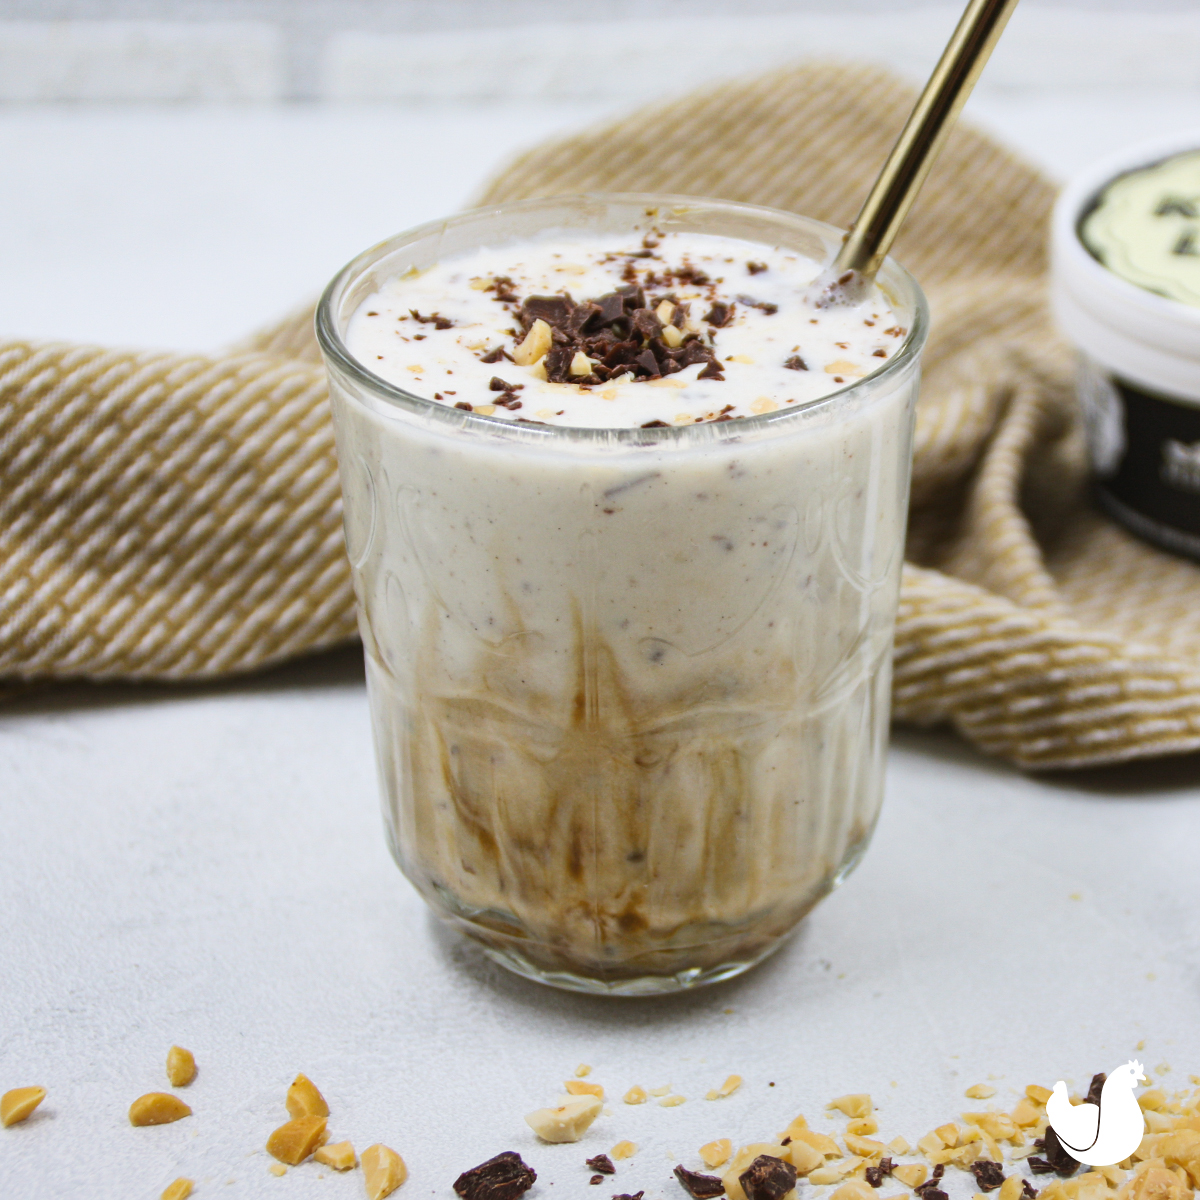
[317, 194, 928, 995]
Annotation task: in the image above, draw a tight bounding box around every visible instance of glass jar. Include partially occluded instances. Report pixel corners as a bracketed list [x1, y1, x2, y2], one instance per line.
[317, 194, 928, 994]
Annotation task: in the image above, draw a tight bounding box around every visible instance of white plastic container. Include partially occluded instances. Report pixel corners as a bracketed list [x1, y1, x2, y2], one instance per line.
[1052, 132, 1200, 560]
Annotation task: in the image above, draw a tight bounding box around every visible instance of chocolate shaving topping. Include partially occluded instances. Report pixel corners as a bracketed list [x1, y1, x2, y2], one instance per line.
[1028, 1159, 1056, 1176]
[703, 301, 733, 327]
[739, 1154, 797, 1200]
[453, 1151, 537, 1200]
[640, 420, 669, 428]
[1023, 1182, 1039, 1199]
[479, 346, 512, 363]
[488, 376, 523, 392]
[613, 1194, 644, 1200]
[590, 1177, 603, 1185]
[971, 1161, 1006, 1192]
[1086, 1072, 1107, 1108]
[1042, 1127, 1080, 1177]
[489, 276, 520, 303]
[784, 355, 808, 371]
[587, 1156, 615, 1175]
[409, 309, 454, 329]
[916, 1167, 946, 1196]
[673, 1164, 725, 1198]
[454, 401, 473, 411]
[736, 294, 779, 315]
[747, 261, 768, 274]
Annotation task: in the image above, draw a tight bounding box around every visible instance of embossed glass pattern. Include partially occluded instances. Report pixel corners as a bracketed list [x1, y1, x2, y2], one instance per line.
[317, 195, 928, 994]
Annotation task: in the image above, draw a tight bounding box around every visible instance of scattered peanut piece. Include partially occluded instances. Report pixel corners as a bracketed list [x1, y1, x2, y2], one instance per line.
[936, 1122, 961, 1147]
[161, 1180, 193, 1200]
[700, 1139, 732, 1168]
[659, 1094, 686, 1107]
[717, 1075, 743, 1098]
[315, 1141, 357, 1171]
[1026, 1085, 1052, 1105]
[846, 1133, 888, 1158]
[889, 1137, 910, 1155]
[999, 1176, 1026, 1200]
[828, 1094, 873, 1118]
[649, 1085, 671, 1097]
[892, 1163, 928, 1189]
[611, 1140, 637, 1160]
[575, 1064, 592, 1078]
[166, 1047, 196, 1088]
[524, 1095, 602, 1143]
[1, 1087, 46, 1128]
[623, 1085, 647, 1105]
[266, 1115, 327, 1165]
[792, 1127, 842, 1157]
[129, 1093, 192, 1127]
[848, 1117, 880, 1136]
[787, 1139, 825, 1175]
[269, 1164, 287, 1177]
[832, 1180, 877, 1200]
[966, 1084, 997, 1099]
[513, 319, 552, 367]
[362, 1143, 407, 1200]
[286, 1073, 329, 1119]
[564, 1080, 604, 1099]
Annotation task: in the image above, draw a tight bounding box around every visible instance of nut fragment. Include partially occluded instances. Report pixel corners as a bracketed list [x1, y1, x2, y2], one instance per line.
[662, 325, 684, 348]
[718, 1075, 743, 1098]
[1, 1086, 46, 1128]
[513, 319, 552, 366]
[611, 1140, 638, 1160]
[286, 1073, 329, 1119]
[161, 1180, 194, 1200]
[700, 1140, 733, 1168]
[266, 1115, 327, 1165]
[165, 1046, 196, 1088]
[893, 1164, 929, 1188]
[966, 1085, 997, 1100]
[829, 1095, 873, 1118]
[623, 1086, 647, 1105]
[889, 1138, 910, 1155]
[315, 1140, 357, 1171]
[362, 1143, 407, 1200]
[129, 1093, 192, 1127]
[575, 1065, 593, 1078]
[660, 1095, 686, 1107]
[655, 300, 676, 325]
[649, 1085, 671, 1097]
[1026, 1085, 1052, 1105]
[849, 1118, 881, 1136]
[524, 1095, 602, 1143]
[568, 351, 594, 377]
[787, 1140, 824, 1175]
[833, 1181, 878, 1200]
[564, 1080, 605, 1099]
[269, 1164, 287, 1177]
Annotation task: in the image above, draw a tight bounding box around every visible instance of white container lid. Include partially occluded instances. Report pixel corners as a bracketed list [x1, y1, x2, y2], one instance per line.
[1052, 130, 1200, 408]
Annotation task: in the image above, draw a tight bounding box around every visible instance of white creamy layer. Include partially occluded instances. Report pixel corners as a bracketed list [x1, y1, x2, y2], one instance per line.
[345, 230, 905, 428]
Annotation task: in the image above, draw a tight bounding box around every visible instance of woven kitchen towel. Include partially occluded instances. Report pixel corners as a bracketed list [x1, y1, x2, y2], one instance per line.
[4, 62, 1200, 769]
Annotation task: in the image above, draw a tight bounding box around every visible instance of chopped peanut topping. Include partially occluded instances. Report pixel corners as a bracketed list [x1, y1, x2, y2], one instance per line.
[362, 1143, 407, 1200]
[568, 351, 593, 377]
[833, 1181, 878, 1200]
[611, 1140, 637, 1160]
[161, 1180, 193, 1200]
[718, 1075, 743, 1098]
[513, 319, 552, 366]
[829, 1095, 873, 1118]
[846, 1133, 888, 1159]
[788, 1139, 825, 1175]
[1027, 1085, 1053, 1105]
[893, 1164, 929, 1189]
[1012, 1099, 1041, 1126]
[623, 1086, 647, 1105]
[266, 1116, 327, 1165]
[661, 325, 684, 348]
[700, 1139, 733, 1168]
[165, 1047, 196, 1088]
[848, 1117, 880, 1136]
[286, 1073, 329, 1119]
[129, 1093, 192, 1127]
[999, 1176, 1026, 1200]
[889, 1137, 911, 1155]
[1, 1087, 46, 1128]
[660, 1095, 686, 1107]
[575, 1064, 592, 1078]
[564, 1080, 604, 1099]
[649, 1085, 671, 1097]
[268, 1164, 287, 1178]
[793, 1127, 842, 1157]
[966, 1084, 997, 1099]
[524, 1095, 602, 1143]
[655, 300, 676, 325]
[314, 1141, 356, 1171]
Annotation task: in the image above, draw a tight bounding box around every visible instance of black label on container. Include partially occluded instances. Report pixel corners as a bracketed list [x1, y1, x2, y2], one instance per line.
[1096, 376, 1200, 560]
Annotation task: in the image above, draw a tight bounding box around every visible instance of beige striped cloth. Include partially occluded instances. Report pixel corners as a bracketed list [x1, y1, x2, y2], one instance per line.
[4, 62, 1200, 769]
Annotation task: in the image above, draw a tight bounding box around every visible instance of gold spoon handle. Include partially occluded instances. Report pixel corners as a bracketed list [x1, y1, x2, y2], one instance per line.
[834, 0, 1022, 281]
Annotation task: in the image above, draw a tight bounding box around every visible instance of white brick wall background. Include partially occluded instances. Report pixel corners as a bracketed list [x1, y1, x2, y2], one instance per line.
[0, 2, 1198, 103]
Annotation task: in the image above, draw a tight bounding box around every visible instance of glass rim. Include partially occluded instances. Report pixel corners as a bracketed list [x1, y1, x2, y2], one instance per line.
[315, 191, 930, 446]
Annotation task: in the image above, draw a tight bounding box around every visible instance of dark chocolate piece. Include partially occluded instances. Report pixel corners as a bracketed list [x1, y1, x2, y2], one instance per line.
[739, 1154, 797, 1200]
[521, 294, 575, 329]
[736, 294, 779, 315]
[747, 261, 768, 274]
[613, 1194, 644, 1200]
[409, 308, 454, 329]
[971, 1161, 1006, 1192]
[453, 1151, 537, 1200]
[697, 360, 725, 380]
[865, 1158, 895, 1187]
[1022, 1182, 1039, 1199]
[633, 347, 661, 378]
[479, 346, 512, 363]
[703, 301, 732, 327]
[587, 1156, 616, 1175]
[1042, 1126, 1080, 1177]
[1086, 1073, 1106, 1108]
[454, 401, 473, 411]
[640, 420, 669, 428]
[1028, 1159, 1056, 1176]
[784, 354, 808, 371]
[489, 376, 523, 392]
[674, 1164, 725, 1198]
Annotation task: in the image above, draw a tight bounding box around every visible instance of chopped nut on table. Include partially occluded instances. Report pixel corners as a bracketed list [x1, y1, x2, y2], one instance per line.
[623, 1086, 648, 1105]
[829, 1095, 874, 1118]
[524, 1094, 602, 1142]
[453, 1150, 536, 1200]
[564, 1080, 605, 1099]
[700, 1139, 733, 1168]
[362, 1143, 407, 1199]
[286, 1073, 329, 1119]
[611, 1140, 638, 1160]
[315, 1140, 357, 1170]
[161, 1179, 193, 1200]
[266, 1115, 327, 1164]
[166, 1046, 196, 1088]
[575, 1064, 593, 1078]
[1, 1086, 46, 1128]
[269, 1163, 287, 1177]
[129, 1093, 192, 1127]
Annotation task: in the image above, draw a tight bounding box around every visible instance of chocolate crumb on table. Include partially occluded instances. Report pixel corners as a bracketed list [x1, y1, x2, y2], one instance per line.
[1040, 1127, 1080, 1177]
[865, 1157, 895, 1187]
[612, 1193, 644, 1200]
[972, 1160, 1007, 1191]
[453, 1151, 537, 1200]
[673, 1163, 726, 1198]
[587, 1155, 616, 1175]
[740, 1154, 798, 1200]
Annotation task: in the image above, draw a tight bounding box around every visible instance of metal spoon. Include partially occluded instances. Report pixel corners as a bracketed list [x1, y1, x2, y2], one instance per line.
[809, 0, 1022, 307]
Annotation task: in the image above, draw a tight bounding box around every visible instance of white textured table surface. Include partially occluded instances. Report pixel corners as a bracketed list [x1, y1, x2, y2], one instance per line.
[3, 77, 1200, 1200]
